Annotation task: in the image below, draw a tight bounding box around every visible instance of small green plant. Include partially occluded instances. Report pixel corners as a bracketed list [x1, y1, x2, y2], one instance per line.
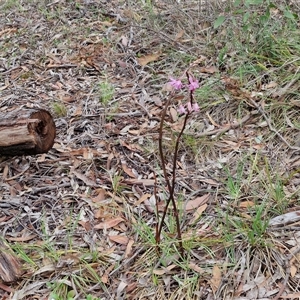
[52, 101, 67, 117]
[48, 267, 104, 300]
[48, 282, 73, 300]
[220, 201, 269, 248]
[1, 0, 23, 11]
[101, 167, 127, 196]
[97, 81, 114, 105]
[111, 172, 125, 195]
[11, 243, 37, 268]
[246, 202, 269, 246]
[223, 162, 244, 200]
[134, 218, 157, 246]
[49, 290, 101, 300]
[262, 162, 289, 214]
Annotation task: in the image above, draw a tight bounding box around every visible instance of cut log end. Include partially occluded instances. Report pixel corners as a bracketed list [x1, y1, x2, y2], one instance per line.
[0, 108, 56, 156]
[0, 238, 23, 283]
[27, 110, 56, 154]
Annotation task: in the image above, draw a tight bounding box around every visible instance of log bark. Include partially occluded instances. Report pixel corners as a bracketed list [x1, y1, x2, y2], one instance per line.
[0, 108, 56, 156]
[0, 237, 23, 283]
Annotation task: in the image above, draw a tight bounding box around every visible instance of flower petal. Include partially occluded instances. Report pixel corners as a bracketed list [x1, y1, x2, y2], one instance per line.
[188, 77, 199, 91]
[193, 103, 200, 112]
[177, 104, 186, 114]
[169, 78, 183, 90]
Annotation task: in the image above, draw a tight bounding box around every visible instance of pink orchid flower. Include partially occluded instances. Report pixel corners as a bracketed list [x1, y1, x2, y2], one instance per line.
[192, 102, 200, 112]
[177, 104, 186, 114]
[188, 77, 199, 91]
[187, 102, 193, 113]
[169, 77, 183, 90]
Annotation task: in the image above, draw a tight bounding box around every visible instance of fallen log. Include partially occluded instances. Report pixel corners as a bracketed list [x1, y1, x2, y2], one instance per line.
[0, 108, 56, 156]
[0, 237, 23, 283]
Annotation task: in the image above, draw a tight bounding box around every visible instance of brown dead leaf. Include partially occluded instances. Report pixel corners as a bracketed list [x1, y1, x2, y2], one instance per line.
[6, 235, 37, 242]
[175, 29, 184, 41]
[169, 107, 178, 122]
[239, 200, 255, 208]
[109, 235, 129, 245]
[239, 212, 251, 220]
[92, 188, 106, 203]
[2, 164, 8, 180]
[94, 207, 106, 219]
[101, 274, 108, 284]
[124, 179, 155, 186]
[0, 239, 23, 282]
[0, 28, 18, 37]
[78, 220, 92, 231]
[206, 112, 220, 127]
[290, 100, 300, 108]
[189, 204, 208, 224]
[134, 193, 151, 206]
[290, 264, 297, 277]
[83, 148, 93, 160]
[0, 282, 13, 293]
[0, 84, 9, 91]
[188, 262, 204, 274]
[137, 53, 161, 66]
[152, 95, 162, 107]
[201, 178, 219, 185]
[94, 217, 124, 229]
[281, 292, 300, 298]
[101, 264, 115, 284]
[106, 191, 124, 203]
[120, 140, 143, 152]
[125, 239, 134, 258]
[262, 81, 277, 90]
[200, 65, 218, 74]
[252, 143, 264, 150]
[126, 282, 137, 293]
[121, 35, 128, 47]
[0, 216, 12, 223]
[72, 170, 98, 187]
[123, 9, 141, 21]
[144, 194, 165, 213]
[61, 95, 75, 103]
[190, 55, 207, 66]
[153, 264, 177, 275]
[153, 268, 168, 275]
[170, 118, 185, 132]
[128, 130, 140, 135]
[210, 265, 222, 293]
[185, 194, 210, 211]
[107, 152, 114, 170]
[121, 162, 137, 178]
[10, 67, 23, 80]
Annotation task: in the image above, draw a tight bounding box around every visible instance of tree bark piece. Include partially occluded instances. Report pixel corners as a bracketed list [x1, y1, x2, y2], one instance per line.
[0, 108, 56, 156]
[0, 237, 23, 282]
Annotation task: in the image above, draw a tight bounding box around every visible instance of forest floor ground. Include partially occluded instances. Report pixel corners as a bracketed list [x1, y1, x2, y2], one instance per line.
[1, 0, 300, 299]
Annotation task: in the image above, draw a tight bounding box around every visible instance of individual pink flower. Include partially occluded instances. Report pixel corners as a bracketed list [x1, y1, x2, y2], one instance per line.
[177, 104, 186, 114]
[188, 77, 199, 91]
[192, 102, 200, 112]
[187, 102, 192, 113]
[169, 77, 183, 90]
